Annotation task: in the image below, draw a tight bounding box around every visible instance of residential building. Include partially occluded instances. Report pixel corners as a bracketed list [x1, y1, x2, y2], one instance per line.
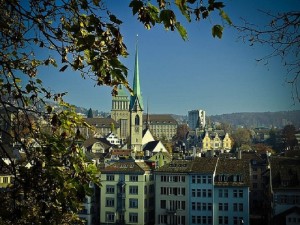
[154, 158, 250, 225]
[268, 156, 300, 225]
[201, 131, 232, 152]
[155, 160, 190, 225]
[190, 158, 218, 225]
[214, 158, 250, 225]
[100, 160, 155, 225]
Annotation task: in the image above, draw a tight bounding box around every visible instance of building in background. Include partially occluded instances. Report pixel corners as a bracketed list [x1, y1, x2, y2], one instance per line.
[188, 110, 206, 130]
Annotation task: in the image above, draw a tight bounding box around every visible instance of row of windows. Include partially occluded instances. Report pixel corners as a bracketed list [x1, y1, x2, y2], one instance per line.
[160, 187, 186, 196]
[160, 200, 186, 210]
[275, 195, 300, 204]
[191, 216, 212, 224]
[191, 175, 212, 184]
[106, 184, 154, 194]
[217, 174, 243, 182]
[105, 198, 154, 209]
[158, 215, 185, 225]
[191, 189, 212, 198]
[106, 212, 139, 223]
[160, 175, 186, 182]
[191, 202, 212, 211]
[218, 203, 244, 212]
[106, 174, 154, 182]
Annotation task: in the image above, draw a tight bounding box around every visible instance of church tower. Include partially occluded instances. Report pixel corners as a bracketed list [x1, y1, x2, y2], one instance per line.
[129, 44, 144, 151]
[111, 85, 130, 144]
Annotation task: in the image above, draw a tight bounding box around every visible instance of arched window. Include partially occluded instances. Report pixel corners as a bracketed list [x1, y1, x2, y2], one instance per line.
[135, 115, 140, 125]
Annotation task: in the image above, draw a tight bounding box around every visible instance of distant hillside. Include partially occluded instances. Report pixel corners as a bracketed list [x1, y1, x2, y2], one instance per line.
[209, 111, 300, 129]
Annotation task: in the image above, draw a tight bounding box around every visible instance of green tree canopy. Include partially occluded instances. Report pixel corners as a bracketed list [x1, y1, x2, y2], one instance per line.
[87, 108, 93, 118]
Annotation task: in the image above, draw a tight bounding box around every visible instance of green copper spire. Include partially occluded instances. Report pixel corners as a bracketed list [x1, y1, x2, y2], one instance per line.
[130, 42, 144, 110]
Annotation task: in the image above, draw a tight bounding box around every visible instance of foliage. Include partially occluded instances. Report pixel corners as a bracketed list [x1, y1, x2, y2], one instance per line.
[231, 127, 252, 150]
[235, 11, 300, 102]
[281, 124, 298, 150]
[252, 143, 275, 155]
[173, 124, 190, 142]
[87, 108, 93, 118]
[0, 0, 229, 224]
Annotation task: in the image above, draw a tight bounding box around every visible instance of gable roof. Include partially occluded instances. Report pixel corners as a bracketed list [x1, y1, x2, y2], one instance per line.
[143, 140, 160, 151]
[269, 156, 300, 189]
[215, 158, 251, 187]
[101, 161, 151, 174]
[143, 114, 177, 125]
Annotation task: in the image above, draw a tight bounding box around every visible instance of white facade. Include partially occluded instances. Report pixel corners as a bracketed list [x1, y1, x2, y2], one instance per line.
[188, 110, 206, 130]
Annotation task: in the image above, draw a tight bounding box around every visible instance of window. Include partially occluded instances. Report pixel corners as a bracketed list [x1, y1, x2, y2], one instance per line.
[208, 189, 212, 197]
[106, 185, 115, 194]
[224, 203, 228, 211]
[233, 190, 238, 198]
[233, 203, 238, 211]
[224, 189, 228, 197]
[192, 216, 196, 224]
[202, 176, 207, 184]
[161, 200, 166, 209]
[130, 175, 138, 182]
[192, 189, 196, 197]
[219, 203, 223, 211]
[224, 216, 228, 225]
[106, 198, 114, 207]
[197, 176, 201, 183]
[239, 203, 243, 212]
[129, 213, 138, 223]
[233, 217, 238, 225]
[202, 203, 207, 211]
[239, 190, 243, 198]
[208, 216, 212, 224]
[144, 186, 147, 194]
[202, 189, 207, 197]
[197, 189, 201, 197]
[129, 186, 138, 195]
[197, 202, 201, 211]
[192, 202, 196, 210]
[208, 175, 212, 184]
[106, 212, 115, 222]
[106, 175, 115, 181]
[208, 203, 212, 211]
[192, 176, 196, 183]
[3, 177, 9, 183]
[129, 199, 138, 208]
[219, 216, 223, 225]
[135, 115, 140, 125]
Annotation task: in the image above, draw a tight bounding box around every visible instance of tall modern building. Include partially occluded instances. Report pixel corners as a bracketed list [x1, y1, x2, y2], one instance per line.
[188, 110, 206, 130]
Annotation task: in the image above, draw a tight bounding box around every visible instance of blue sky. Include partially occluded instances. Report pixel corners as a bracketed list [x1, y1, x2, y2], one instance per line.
[38, 0, 300, 116]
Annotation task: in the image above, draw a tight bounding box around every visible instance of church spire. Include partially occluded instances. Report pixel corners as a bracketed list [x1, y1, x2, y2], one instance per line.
[130, 39, 143, 110]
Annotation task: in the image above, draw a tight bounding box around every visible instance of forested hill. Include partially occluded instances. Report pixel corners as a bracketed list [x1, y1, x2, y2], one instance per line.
[209, 110, 300, 129]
